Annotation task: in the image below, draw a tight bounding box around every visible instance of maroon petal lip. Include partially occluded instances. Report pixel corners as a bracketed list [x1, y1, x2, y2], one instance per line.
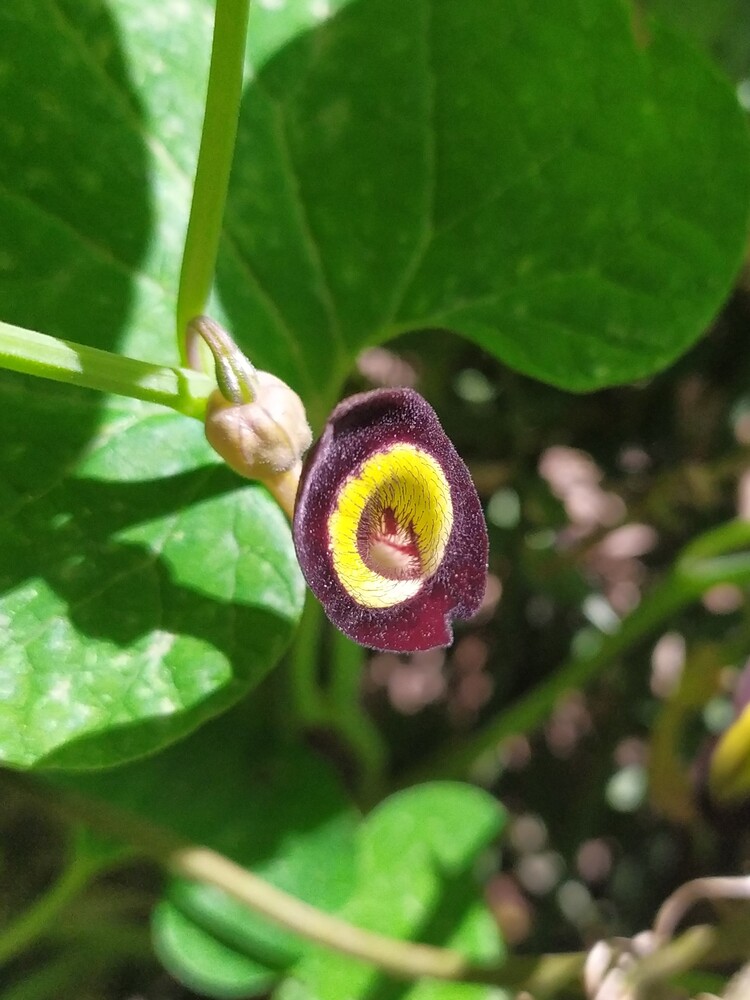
[292, 388, 488, 653]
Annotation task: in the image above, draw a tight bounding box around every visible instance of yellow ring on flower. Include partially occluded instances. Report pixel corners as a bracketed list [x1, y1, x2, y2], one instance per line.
[328, 443, 454, 609]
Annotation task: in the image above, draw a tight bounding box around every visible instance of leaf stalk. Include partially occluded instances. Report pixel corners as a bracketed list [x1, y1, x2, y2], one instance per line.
[176, 0, 252, 363]
[0, 320, 215, 418]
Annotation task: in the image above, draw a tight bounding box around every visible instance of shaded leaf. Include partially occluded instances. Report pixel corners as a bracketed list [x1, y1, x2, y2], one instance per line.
[278, 782, 505, 1000]
[0, 385, 303, 769]
[153, 902, 278, 1000]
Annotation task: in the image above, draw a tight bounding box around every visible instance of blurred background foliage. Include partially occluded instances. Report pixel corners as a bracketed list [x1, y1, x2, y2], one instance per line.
[1, 0, 750, 998]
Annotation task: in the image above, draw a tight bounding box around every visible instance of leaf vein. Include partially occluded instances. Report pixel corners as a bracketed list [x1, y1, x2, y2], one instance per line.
[379, 0, 436, 332]
[0, 180, 169, 298]
[259, 83, 346, 361]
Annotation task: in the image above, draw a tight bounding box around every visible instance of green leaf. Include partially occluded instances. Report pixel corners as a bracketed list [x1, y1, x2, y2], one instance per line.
[55, 705, 359, 997]
[0, 383, 303, 770]
[277, 782, 506, 1000]
[153, 903, 278, 1000]
[643, 0, 750, 80]
[1, 0, 747, 768]
[222, 0, 750, 410]
[0, 0, 303, 769]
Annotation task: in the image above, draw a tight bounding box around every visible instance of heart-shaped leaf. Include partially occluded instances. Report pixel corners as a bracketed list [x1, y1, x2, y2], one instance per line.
[0, 384, 303, 769]
[223, 0, 750, 411]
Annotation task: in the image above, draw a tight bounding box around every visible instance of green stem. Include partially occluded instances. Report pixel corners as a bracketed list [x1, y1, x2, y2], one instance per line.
[288, 594, 328, 725]
[286, 601, 386, 804]
[176, 0, 251, 362]
[0, 832, 100, 965]
[0, 953, 94, 1000]
[0, 320, 215, 418]
[406, 518, 750, 784]
[9, 772, 750, 995]
[328, 629, 387, 805]
[0, 927, 153, 1000]
[11, 774, 485, 984]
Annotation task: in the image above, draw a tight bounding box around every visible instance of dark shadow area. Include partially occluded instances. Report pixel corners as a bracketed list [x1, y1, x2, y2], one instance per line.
[0, 0, 153, 469]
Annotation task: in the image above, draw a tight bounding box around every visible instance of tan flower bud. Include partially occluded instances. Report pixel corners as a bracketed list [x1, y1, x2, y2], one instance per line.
[206, 372, 311, 474]
[205, 373, 312, 518]
[187, 317, 312, 517]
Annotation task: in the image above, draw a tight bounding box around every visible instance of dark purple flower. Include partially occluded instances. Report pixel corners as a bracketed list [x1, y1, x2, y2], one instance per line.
[293, 388, 488, 652]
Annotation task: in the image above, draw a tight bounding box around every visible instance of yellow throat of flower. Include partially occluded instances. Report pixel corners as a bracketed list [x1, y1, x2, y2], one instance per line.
[328, 443, 453, 609]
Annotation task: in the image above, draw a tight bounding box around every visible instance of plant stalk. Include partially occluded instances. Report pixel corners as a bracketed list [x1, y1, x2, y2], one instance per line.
[0, 320, 215, 418]
[176, 0, 251, 362]
[14, 775, 479, 983]
[9, 772, 750, 994]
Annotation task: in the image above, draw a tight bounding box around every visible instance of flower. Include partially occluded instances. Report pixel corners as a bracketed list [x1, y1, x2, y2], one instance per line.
[293, 388, 488, 652]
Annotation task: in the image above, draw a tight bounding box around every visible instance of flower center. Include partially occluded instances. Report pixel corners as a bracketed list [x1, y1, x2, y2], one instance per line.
[358, 504, 422, 580]
[327, 444, 454, 609]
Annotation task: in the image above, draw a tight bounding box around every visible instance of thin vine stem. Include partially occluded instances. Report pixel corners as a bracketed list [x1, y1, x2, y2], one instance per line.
[176, 0, 251, 363]
[328, 628, 388, 805]
[654, 876, 750, 940]
[288, 594, 328, 726]
[13, 775, 482, 984]
[403, 518, 750, 785]
[9, 772, 750, 995]
[0, 320, 215, 418]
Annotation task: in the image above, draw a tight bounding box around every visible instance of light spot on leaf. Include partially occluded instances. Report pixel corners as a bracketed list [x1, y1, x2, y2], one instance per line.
[310, 0, 332, 20]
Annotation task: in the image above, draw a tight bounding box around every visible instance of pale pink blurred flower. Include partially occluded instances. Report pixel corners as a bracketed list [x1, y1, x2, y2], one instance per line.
[597, 524, 657, 560]
[500, 734, 533, 771]
[453, 634, 490, 673]
[738, 469, 750, 519]
[545, 692, 592, 758]
[454, 672, 494, 712]
[485, 874, 534, 945]
[702, 584, 744, 615]
[576, 838, 613, 884]
[650, 632, 686, 698]
[614, 736, 648, 769]
[356, 346, 418, 388]
[618, 445, 651, 473]
[539, 446, 624, 529]
[386, 649, 446, 714]
[734, 412, 750, 445]
[509, 813, 548, 854]
[469, 573, 502, 624]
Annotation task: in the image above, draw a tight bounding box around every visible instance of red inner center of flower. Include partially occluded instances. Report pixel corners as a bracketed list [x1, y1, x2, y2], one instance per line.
[358, 505, 422, 580]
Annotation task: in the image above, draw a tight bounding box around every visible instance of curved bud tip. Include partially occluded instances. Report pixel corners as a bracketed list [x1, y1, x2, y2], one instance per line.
[293, 388, 488, 653]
